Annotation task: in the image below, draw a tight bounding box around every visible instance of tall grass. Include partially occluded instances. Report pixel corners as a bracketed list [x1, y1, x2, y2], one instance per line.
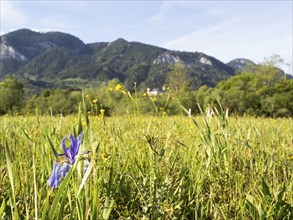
[1, 111, 292, 219]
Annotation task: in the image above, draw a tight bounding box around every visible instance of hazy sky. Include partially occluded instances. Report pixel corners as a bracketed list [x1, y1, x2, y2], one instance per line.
[1, 0, 292, 74]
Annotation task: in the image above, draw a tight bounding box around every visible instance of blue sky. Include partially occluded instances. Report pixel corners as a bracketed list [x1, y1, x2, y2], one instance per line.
[1, 0, 292, 74]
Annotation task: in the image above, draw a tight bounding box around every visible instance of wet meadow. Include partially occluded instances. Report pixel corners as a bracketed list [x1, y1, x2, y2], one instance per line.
[1, 108, 293, 219]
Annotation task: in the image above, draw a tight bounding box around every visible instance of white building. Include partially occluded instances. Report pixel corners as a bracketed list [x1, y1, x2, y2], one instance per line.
[147, 86, 166, 96]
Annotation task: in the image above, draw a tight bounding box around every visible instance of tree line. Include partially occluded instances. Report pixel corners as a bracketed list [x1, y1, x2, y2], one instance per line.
[0, 61, 292, 117]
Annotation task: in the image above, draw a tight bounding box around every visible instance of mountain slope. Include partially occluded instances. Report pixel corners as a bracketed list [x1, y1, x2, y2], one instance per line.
[1, 28, 236, 90]
[226, 58, 256, 71]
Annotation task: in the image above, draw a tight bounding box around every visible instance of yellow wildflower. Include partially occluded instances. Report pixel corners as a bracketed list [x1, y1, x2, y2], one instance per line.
[115, 84, 122, 91]
[101, 153, 111, 161]
[100, 109, 105, 115]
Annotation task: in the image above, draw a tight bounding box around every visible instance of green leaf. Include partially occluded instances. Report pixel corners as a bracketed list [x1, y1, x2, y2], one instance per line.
[77, 160, 93, 195]
[76, 103, 83, 137]
[33, 156, 38, 219]
[246, 194, 258, 216]
[192, 118, 199, 128]
[261, 177, 272, 199]
[41, 194, 50, 220]
[57, 186, 69, 220]
[82, 91, 90, 128]
[102, 199, 115, 220]
[44, 131, 58, 159]
[21, 127, 34, 143]
[91, 180, 99, 220]
[0, 199, 6, 218]
[5, 140, 19, 219]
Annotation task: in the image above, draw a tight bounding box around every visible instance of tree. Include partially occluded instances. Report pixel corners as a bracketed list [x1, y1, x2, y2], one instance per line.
[166, 63, 189, 93]
[0, 76, 24, 114]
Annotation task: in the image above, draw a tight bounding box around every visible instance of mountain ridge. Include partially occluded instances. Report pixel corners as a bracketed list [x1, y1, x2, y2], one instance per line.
[0, 28, 261, 90]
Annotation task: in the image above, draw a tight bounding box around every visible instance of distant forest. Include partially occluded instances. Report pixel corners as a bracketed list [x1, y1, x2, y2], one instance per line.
[0, 62, 292, 117]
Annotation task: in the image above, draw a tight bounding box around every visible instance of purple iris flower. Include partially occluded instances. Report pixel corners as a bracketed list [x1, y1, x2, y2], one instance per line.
[48, 132, 91, 188]
[48, 162, 71, 188]
[59, 133, 83, 164]
[48, 163, 61, 189]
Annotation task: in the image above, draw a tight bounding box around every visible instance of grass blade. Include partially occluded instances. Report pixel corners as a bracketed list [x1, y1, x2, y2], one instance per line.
[44, 131, 58, 159]
[33, 155, 38, 220]
[57, 186, 69, 220]
[0, 199, 6, 218]
[5, 140, 19, 219]
[77, 160, 93, 196]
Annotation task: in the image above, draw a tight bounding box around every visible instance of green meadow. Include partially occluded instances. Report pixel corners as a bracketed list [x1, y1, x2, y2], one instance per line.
[1, 112, 293, 219]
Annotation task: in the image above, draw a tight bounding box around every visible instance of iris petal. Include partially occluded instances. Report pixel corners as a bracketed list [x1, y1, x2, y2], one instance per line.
[48, 163, 61, 188]
[60, 163, 70, 178]
[62, 137, 69, 157]
[69, 134, 77, 161]
[58, 133, 83, 165]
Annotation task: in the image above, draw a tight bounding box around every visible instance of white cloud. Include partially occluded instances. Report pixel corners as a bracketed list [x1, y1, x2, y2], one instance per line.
[161, 15, 292, 68]
[151, 1, 292, 74]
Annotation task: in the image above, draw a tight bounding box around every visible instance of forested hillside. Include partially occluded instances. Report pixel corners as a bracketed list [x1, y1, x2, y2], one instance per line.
[1, 29, 236, 92]
[1, 29, 292, 117]
[1, 61, 292, 117]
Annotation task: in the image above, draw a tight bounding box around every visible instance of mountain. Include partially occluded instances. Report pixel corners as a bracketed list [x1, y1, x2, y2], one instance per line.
[1, 28, 238, 90]
[226, 58, 256, 72]
[226, 58, 292, 80]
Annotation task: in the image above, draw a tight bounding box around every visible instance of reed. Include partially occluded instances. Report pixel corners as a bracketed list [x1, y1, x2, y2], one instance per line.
[1, 112, 292, 219]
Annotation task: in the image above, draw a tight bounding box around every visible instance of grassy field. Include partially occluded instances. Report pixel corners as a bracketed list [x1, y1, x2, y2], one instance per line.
[1, 112, 293, 219]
